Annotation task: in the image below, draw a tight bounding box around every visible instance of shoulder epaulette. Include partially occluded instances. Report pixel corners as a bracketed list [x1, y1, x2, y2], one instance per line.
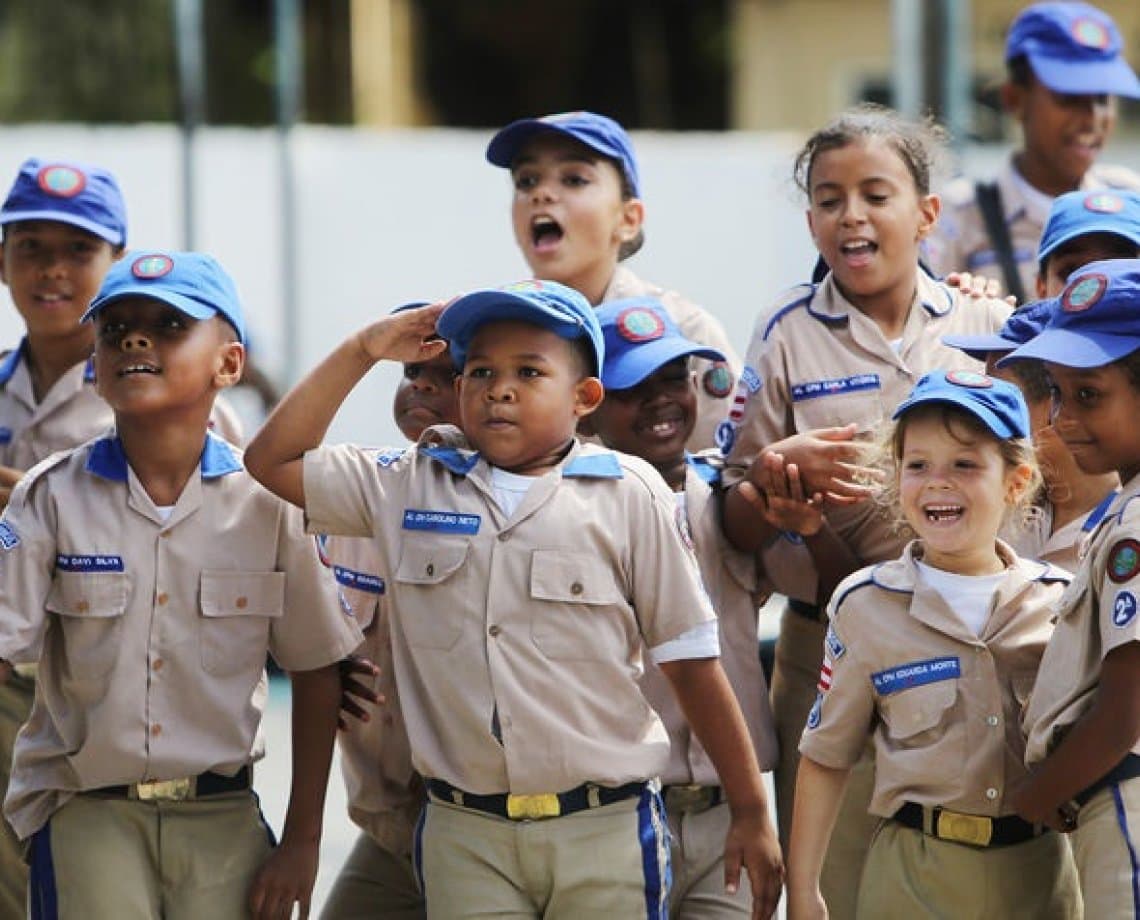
[761, 284, 815, 341]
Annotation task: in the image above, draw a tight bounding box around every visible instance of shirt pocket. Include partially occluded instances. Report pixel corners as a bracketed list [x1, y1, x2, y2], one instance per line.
[791, 388, 884, 435]
[199, 571, 284, 677]
[45, 572, 130, 680]
[393, 541, 470, 650]
[529, 550, 625, 661]
[879, 679, 960, 784]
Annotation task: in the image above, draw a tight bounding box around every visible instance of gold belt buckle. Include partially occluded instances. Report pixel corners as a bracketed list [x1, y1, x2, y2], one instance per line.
[135, 778, 193, 802]
[666, 784, 708, 814]
[506, 793, 561, 820]
[936, 809, 993, 847]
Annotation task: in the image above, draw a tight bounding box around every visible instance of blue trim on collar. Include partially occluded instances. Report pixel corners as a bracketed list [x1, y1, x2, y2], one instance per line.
[868, 562, 915, 597]
[0, 341, 26, 386]
[919, 282, 954, 317]
[832, 574, 881, 612]
[1083, 489, 1119, 533]
[421, 444, 480, 476]
[804, 289, 851, 326]
[563, 453, 624, 479]
[763, 288, 816, 339]
[85, 431, 242, 483]
[82, 355, 95, 383]
[685, 452, 720, 485]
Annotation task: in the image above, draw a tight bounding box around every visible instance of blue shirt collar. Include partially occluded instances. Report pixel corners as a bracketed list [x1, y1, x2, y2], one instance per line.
[420, 444, 481, 476]
[85, 431, 243, 482]
[0, 340, 27, 386]
[563, 452, 623, 479]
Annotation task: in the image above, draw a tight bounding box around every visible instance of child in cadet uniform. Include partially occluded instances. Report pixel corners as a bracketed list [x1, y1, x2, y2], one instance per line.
[926, 1, 1140, 301]
[0, 157, 128, 916]
[941, 190, 1140, 571]
[0, 251, 362, 919]
[581, 297, 779, 918]
[486, 111, 739, 451]
[1004, 260, 1140, 917]
[245, 279, 784, 919]
[320, 301, 460, 920]
[717, 104, 1011, 916]
[786, 370, 1080, 919]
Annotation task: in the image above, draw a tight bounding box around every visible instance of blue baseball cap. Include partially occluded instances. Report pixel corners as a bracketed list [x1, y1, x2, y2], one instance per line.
[892, 370, 1031, 439]
[437, 279, 604, 374]
[942, 301, 1055, 360]
[486, 112, 641, 197]
[84, 251, 247, 345]
[0, 157, 127, 246]
[1038, 189, 1140, 263]
[596, 298, 725, 390]
[1006, 2, 1140, 98]
[1000, 259, 1140, 369]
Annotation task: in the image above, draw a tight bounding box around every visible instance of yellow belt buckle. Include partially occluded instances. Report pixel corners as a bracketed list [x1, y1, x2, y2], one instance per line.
[936, 808, 993, 847]
[135, 778, 193, 802]
[506, 793, 561, 820]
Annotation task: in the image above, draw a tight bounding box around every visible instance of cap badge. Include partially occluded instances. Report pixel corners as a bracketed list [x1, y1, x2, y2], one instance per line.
[1084, 193, 1123, 214]
[703, 363, 734, 398]
[1109, 539, 1140, 584]
[1071, 18, 1110, 50]
[616, 306, 665, 343]
[945, 370, 993, 389]
[1062, 273, 1108, 312]
[503, 280, 544, 294]
[131, 254, 175, 279]
[36, 165, 86, 199]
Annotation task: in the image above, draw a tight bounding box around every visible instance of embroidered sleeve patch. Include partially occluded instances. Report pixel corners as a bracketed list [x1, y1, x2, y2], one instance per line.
[806, 690, 823, 730]
[825, 625, 846, 659]
[1107, 539, 1140, 584]
[1113, 590, 1138, 628]
[871, 657, 960, 695]
[0, 522, 18, 550]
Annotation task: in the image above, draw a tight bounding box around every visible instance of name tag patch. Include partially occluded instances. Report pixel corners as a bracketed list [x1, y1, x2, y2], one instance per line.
[402, 509, 481, 535]
[55, 554, 124, 572]
[333, 566, 385, 595]
[872, 656, 960, 695]
[791, 374, 880, 402]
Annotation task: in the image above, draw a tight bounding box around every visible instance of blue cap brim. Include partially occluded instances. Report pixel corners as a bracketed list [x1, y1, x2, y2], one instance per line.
[487, 121, 561, 168]
[1039, 221, 1140, 262]
[941, 333, 1018, 361]
[1028, 53, 1140, 98]
[83, 288, 244, 343]
[605, 340, 726, 390]
[0, 209, 124, 246]
[892, 394, 1022, 439]
[998, 326, 1140, 369]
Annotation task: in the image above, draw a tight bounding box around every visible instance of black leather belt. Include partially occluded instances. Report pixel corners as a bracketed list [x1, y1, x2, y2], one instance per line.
[427, 778, 647, 821]
[788, 598, 826, 623]
[1076, 753, 1140, 806]
[92, 766, 252, 802]
[892, 801, 1045, 848]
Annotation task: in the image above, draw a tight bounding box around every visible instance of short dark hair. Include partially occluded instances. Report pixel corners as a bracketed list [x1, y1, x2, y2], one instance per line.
[1007, 54, 1034, 87]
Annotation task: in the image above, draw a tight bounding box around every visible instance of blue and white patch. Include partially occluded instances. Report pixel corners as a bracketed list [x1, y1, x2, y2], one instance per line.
[715, 419, 737, 456]
[55, 554, 124, 573]
[825, 625, 846, 660]
[333, 566, 385, 595]
[1112, 590, 1138, 628]
[740, 366, 762, 395]
[806, 691, 823, 730]
[0, 428, 12, 445]
[791, 373, 880, 402]
[780, 530, 805, 546]
[871, 656, 960, 695]
[0, 522, 18, 551]
[376, 448, 405, 468]
[402, 509, 481, 535]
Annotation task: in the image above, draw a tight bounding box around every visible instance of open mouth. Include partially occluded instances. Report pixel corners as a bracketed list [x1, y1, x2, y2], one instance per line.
[531, 216, 564, 252]
[923, 503, 963, 524]
[839, 239, 877, 265]
[119, 363, 160, 377]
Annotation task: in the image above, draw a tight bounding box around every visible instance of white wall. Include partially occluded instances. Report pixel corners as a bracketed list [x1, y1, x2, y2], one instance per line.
[0, 125, 1134, 447]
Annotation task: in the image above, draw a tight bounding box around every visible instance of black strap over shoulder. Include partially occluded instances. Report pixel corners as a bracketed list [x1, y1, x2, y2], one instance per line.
[975, 181, 1026, 304]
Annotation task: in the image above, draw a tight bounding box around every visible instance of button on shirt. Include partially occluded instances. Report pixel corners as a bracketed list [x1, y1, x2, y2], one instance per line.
[801, 540, 1068, 819]
[1025, 477, 1140, 766]
[0, 432, 362, 840]
[721, 271, 1009, 597]
[303, 434, 717, 795]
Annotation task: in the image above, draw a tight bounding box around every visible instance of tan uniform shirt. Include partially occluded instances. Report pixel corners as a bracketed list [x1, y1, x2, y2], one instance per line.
[638, 454, 778, 785]
[1005, 490, 1117, 574]
[801, 540, 1068, 819]
[603, 266, 741, 452]
[721, 271, 1010, 597]
[1025, 476, 1140, 765]
[303, 434, 716, 795]
[321, 532, 421, 858]
[0, 432, 362, 840]
[926, 158, 1140, 298]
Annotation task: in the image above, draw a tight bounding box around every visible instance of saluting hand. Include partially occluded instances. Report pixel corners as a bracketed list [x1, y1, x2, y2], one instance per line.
[355, 301, 448, 365]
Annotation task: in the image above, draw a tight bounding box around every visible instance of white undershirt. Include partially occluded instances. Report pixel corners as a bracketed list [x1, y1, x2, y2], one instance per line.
[488, 466, 720, 663]
[917, 560, 1005, 636]
[1008, 162, 1056, 224]
[155, 505, 175, 522]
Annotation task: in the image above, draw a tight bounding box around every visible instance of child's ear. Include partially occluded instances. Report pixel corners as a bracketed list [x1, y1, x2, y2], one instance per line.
[213, 341, 245, 390]
[1000, 80, 1026, 120]
[916, 193, 941, 241]
[617, 198, 645, 246]
[1005, 462, 1034, 505]
[574, 376, 605, 418]
[805, 208, 817, 245]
